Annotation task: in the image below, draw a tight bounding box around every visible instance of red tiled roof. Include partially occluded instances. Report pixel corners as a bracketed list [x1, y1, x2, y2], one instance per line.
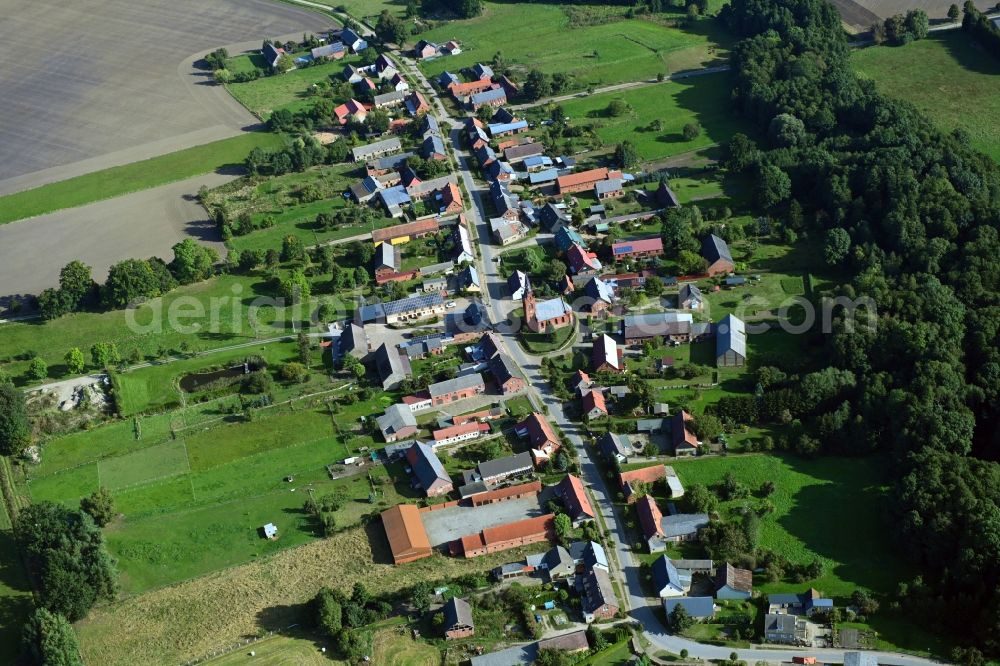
[442, 182, 462, 207]
[381, 504, 432, 563]
[558, 474, 595, 521]
[434, 422, 489, 441]
[567, 243, 601, 273]
[636, 494, 664, 539]
[619, 464, 666, 488]
[371, 218, 440, 242]
[557, 167, 609, 190]
[471, 480, 542, 504]
[481, 514, 554, 544]
[402, 392, 430, 404]
[612, 237, 664, 255]
[582, 389, 607, 415]
[520, 412, 559, 449]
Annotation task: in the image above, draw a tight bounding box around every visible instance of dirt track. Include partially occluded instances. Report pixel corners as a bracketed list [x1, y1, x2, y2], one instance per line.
[0, 0, 332, 195]
[0, 173, 232, 300]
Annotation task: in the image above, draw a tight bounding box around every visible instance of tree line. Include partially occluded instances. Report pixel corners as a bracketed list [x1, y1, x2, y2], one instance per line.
[962, 1, 1000, 58]
[719, 0, 1000, 656]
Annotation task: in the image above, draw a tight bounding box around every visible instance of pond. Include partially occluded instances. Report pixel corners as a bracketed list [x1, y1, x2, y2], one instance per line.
[179, 359, 267, 392]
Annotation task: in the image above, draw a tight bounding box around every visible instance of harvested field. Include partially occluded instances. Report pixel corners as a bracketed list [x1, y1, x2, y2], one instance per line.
[0, 0, 331, 193]
[75, 526, 544, 665]
[0, 173, 229, 300]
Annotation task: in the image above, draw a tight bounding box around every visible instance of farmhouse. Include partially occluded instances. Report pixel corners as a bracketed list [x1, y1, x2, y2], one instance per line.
[490, 352, 526, 394]
[767, 589, 833, 616]
[556, 474, 596, 525]
[570, 540, 610, 572]
[678, 283, 704, 310]
[372, 242, 401, 280]
[516, 412, 561, 462]
[421, 134, 448, 160]
[414, 39, 438, 58]
[262, 42, 285, 68]
[567, 243, 603, 275]
[490, 217, 528, 245]
[488, 119, 528, 137]
[373, 90, 406, 108]
[672, 409, 701, 455]
[470, 86, 508, 110]
[453, 514, 555, 558]
[619, 464, 666, 503]
[581, 389, 608, 420]
[311, 42, 346, 60]
[339, 323, 370, 360]
[505, 142, 545, 163]
[334, 98, 367, 124]
[366, 151, 413, 176]
[583, 277, 615, 316]
[595, 178, 624, 200]
[580, 567, 619, 622]
[538, 202, 570, 230]
[557, 167, 621, 194]
[716, 314, 747, 367]
[352, 137, 403, 163]
[372, 218, 439, 245]
[662, 513, 710, 542]
[434, 421, 490, 446]
[442, 597, 474, 639]
[598, 432, 634, 464]
[523, 156, 554, 173]
[463, 452, 535, 488]
[539, 545, 576, 580]
[373, 342, 411, 390]
[523, 291, 572, 333]
[376, 403, 419, 442]
[592, 334, 624, 373]
[764, 613, 805, 645]
[406, 441, 453, 497]
[702, 234, 735, 276]
[451, 78, 495, 99]
[716, 563, 753, 600]
[612, 237, 664, 261]
[357, 293, 446, 325]
[381, 503, 432, 564]
[472, 62, 494, 80]
[621, 312, 694, 345]
[637, 495, 668, 552]
[341, 27, 367, 52]
[429, 373, 487, 406]
[651, 555, 690, 597]
[405, 91, 431, 116]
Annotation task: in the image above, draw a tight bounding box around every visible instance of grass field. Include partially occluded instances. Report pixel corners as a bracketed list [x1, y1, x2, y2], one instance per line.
[852, 32, 1000, 162]
[206, 632, 343, 665]
[0, 133, 285, 225]
[551, 74, 747, 162]
[370, 628, 440, 665]
[417, 3, 729, 89]
[669, 454, 912, 596]
[225, 56, 364, 118]
[75, 526, 544, 666]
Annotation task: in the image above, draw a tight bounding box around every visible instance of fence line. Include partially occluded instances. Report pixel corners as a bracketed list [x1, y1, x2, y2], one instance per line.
[181, 624, 301, 665]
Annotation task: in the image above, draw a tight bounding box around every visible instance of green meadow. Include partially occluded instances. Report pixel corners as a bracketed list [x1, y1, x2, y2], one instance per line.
[852, 32, 1000, 162]
[417, 3, 729, 88]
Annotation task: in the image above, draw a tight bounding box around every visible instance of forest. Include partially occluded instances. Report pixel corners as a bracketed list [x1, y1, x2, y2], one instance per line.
[717, 0, 1000, 657]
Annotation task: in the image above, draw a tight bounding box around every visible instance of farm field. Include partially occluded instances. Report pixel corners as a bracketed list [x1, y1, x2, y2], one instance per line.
[74, 526, 544, 666]
[852, 32, 1000, 162]
[224, 55, 365, 118]
[0, 133, 285, 225]
[416, 3, 730, 89]
[205, 632, 343, 665]
[552, 75, 748, 162]
[668, 454, 912, 596]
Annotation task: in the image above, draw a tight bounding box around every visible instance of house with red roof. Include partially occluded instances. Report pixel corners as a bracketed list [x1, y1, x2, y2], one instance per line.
[567, 243, 603, 275]
[581, 389, 608, 420]
[672, 410, 701, 455]
[516, 412, 561, 463]
[556, 474, 596, 525]
[333, 98, 368, 125]
[612, 237, 664, 262]
[452, 514, 555, 558]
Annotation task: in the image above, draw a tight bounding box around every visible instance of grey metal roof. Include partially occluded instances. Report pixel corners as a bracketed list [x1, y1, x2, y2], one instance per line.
[472, 62, 494, 79]
[534, 296, 571, 322]
[491, 107, 515, 124]
[582, 567, 616, 613]
[542, 545, 573, 572]
[679, 282, 703, 303]
[428, 372, 485, 398]
[661, 513, 709, 538]
[341, 323, 368, 357]
[489, 352, 523, 385]
[622, 311, 693, 339]
[702, 234, 733, 264]
[470, 87, 506, 106]
[476, 452, 533, 480]
[421, 134, 447, 158]
[764, 612, 797, 633]
[443, 596, 473, 629]
[373, 90, 406, 106]
[352, 137, 402, 161]
[407, 441, 450, 490]
[375, 241, 398, 269]
[585, 277, 614, 304]
[595, 178, 623, 195]
[370, 151, 413, 171]
[374, 343, 409, 388]
[470, 644, 535, 666]
[716, 314, 746, 359]
[377, 403, 416, 436]
[652, 556, 683, 593]
[598, 432, 632, 458]
[665, 597, 715, 618]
